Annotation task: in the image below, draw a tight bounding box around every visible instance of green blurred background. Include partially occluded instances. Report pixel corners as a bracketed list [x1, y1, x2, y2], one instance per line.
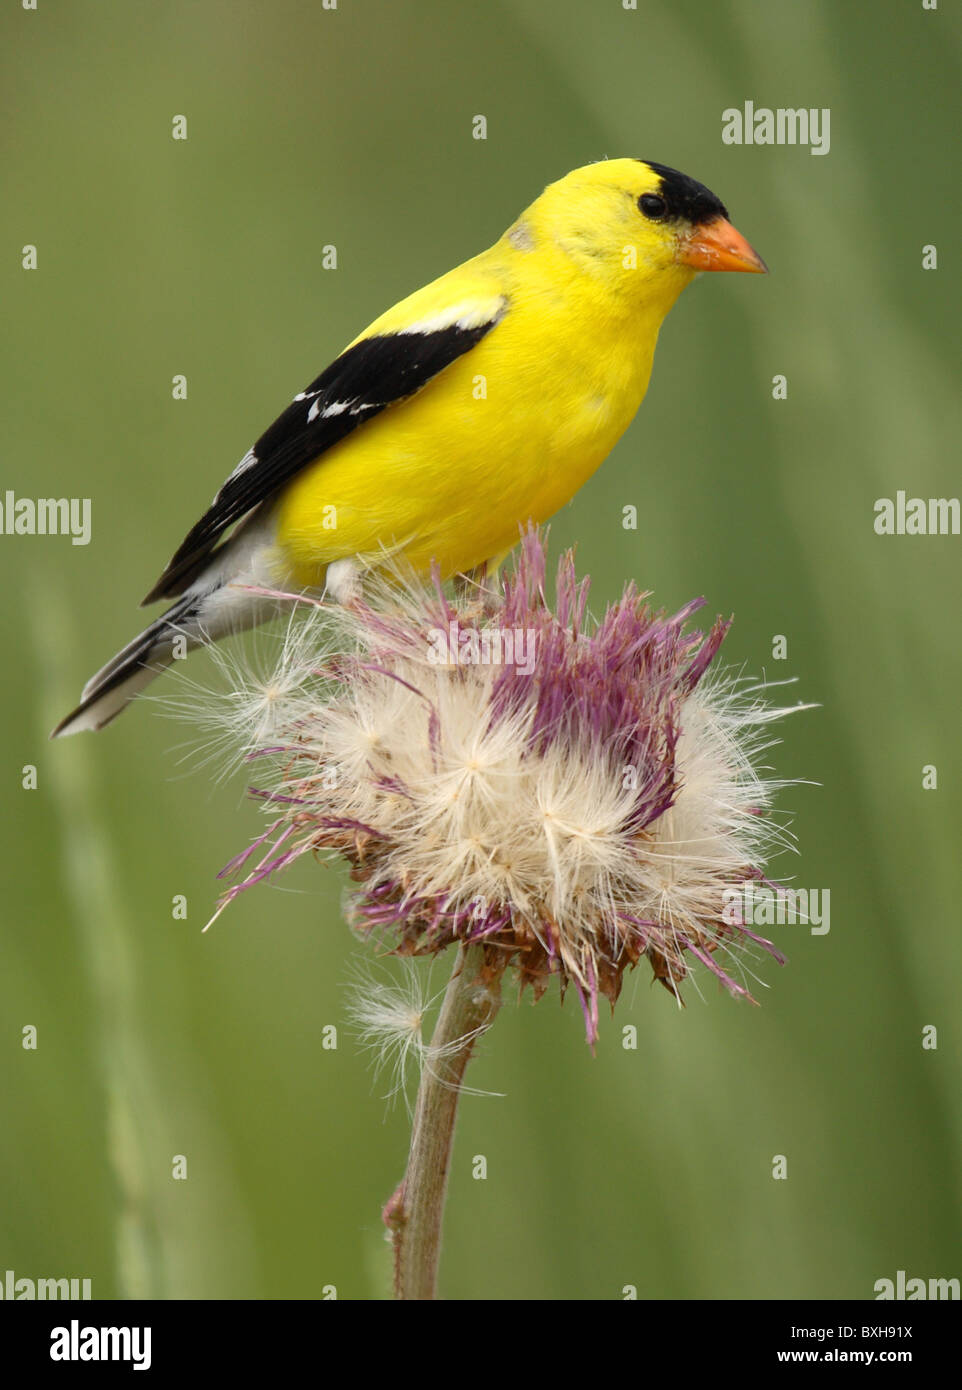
[2, 0, 960, 1300]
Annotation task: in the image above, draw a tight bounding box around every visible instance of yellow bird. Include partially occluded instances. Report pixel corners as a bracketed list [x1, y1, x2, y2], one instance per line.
[53, 158, 766, 737]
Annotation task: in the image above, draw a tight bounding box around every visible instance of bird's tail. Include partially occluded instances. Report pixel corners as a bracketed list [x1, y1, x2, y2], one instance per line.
[51, 593, 206, 737]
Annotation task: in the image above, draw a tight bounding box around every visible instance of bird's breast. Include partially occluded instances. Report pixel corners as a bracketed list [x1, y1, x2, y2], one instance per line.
[273, 296, 657, 584]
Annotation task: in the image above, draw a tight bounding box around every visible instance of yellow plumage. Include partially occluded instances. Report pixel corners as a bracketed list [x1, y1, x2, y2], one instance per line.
[54, 157, 765, 735]
[275, 159, 699, 585]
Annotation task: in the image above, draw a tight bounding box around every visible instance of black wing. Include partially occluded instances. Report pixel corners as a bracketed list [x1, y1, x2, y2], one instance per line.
[142, 310, 504, 604]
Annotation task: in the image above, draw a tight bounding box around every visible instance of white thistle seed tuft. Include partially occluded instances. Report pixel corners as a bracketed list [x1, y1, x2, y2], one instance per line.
[196, 531, 810, 1041]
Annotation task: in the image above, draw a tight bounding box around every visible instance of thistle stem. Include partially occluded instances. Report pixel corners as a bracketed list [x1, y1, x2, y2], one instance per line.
[386, 943, 502, 1300]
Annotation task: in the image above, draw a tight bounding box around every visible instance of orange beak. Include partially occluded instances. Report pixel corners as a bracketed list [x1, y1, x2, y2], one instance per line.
[678, 217, 768, 274]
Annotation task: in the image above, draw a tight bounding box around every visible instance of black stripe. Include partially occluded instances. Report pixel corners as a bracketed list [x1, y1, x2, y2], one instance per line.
[143, 314, 502, 604]
[50, 594, 200, 736]
[90, 596, 200, 700]
[639, 160, 728, 225]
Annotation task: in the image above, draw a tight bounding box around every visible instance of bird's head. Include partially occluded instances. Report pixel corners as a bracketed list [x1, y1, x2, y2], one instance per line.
[511, 158, 767, 313]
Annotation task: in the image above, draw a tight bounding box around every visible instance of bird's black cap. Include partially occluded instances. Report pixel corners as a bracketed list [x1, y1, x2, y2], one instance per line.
[639, 160, 728, 225]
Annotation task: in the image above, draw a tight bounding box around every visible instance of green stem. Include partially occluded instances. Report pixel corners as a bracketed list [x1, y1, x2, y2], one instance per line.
[387, 944, 502, 1300]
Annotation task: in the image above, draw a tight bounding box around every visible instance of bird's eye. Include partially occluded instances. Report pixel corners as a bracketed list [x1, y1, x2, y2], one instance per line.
[639, 193, 668, 221]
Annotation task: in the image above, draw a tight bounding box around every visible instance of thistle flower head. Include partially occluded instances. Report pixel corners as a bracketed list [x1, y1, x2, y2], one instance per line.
[209, 530, 803, 1042]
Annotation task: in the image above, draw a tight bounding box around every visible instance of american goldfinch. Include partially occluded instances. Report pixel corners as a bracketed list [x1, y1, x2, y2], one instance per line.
[53, 157, 765, 737]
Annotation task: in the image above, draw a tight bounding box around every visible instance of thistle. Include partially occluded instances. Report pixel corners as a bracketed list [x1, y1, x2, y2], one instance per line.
[200, 529, 804, 1298]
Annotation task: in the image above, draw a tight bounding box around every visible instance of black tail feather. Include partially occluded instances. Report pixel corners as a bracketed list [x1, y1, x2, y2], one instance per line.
[51, 594, 200, 737]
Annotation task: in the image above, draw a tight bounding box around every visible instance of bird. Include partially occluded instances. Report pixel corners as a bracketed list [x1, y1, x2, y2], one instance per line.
[52, 157, 766, 737]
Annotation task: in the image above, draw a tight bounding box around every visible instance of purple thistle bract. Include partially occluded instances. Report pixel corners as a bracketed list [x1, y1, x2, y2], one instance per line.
[210, 530, 795, 1042]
